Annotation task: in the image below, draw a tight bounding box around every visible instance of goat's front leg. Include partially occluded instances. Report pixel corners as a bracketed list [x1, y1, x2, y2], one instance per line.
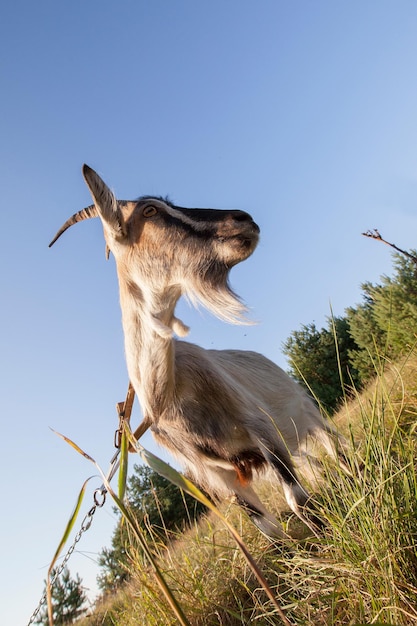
[129, 415, 152, 452]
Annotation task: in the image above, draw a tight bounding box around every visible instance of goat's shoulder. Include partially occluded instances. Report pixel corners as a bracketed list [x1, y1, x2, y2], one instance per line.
[172, 340, 238, 401]
[152, 340, 252, 455]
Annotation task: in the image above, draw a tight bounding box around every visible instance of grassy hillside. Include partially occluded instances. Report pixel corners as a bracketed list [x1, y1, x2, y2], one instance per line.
[79, 354, 417, 625]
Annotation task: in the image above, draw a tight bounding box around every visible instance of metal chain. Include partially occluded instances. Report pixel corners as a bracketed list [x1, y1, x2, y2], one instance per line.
[27, 383, 136, 625]
[26, 486, 108, 626]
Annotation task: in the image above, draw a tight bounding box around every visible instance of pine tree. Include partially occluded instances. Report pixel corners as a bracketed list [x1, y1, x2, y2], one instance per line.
[283, 316, 361, 413]
[34, 567, 87, 625]
[346, 282, 388, 380]
[347, 253, 417, 378]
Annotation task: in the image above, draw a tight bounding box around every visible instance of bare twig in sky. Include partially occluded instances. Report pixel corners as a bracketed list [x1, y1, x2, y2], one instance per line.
[362, 229, 417, 266]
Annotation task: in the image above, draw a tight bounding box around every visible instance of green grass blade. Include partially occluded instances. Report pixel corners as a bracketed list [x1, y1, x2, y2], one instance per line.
[118, 424, 129, 501]
[50, 427, 96, 462]
[48, 476, 92, 569]
[47, 476, 92, 626]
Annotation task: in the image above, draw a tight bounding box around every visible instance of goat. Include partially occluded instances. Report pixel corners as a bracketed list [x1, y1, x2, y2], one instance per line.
[49, 165, 347, 538]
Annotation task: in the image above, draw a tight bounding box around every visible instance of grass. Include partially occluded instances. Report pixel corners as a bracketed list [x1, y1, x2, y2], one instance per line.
[77, 353, 417, 625]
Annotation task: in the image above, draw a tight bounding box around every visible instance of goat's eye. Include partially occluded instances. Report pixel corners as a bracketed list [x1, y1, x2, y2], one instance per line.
[143, 206, 157, 218]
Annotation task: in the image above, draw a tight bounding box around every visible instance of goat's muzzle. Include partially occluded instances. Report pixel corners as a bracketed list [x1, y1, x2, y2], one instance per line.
[215, 211, 260, 259]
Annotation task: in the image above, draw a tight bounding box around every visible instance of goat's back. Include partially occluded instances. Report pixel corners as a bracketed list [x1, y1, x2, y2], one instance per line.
[173, 342, 327, 454]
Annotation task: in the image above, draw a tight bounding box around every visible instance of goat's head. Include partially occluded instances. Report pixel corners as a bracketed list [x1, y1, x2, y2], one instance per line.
[49, 165, 260, 327]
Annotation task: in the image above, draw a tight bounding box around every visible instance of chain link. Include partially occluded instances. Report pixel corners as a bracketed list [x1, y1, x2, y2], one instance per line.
[26, 486, 108, 625]
[27, 384, 134, 625]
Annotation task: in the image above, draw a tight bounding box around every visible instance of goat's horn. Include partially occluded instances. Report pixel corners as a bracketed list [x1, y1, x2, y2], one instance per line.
[48, 204, 98, 247]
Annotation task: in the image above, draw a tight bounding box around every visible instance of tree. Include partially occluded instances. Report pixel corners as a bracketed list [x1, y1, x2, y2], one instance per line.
[34, 567, 87, 625]
[347, 253, 417, 379]
[283, 316, 361, 413]
[97, 464, 207, 591]
[283, 243, 417, 409]
[346, 281, 388, 380]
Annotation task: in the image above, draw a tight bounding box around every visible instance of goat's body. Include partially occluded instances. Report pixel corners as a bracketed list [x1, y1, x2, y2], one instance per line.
[50, 165, 347, 539]
[146, 340, 339, 536]
[159, 341, 327, 469]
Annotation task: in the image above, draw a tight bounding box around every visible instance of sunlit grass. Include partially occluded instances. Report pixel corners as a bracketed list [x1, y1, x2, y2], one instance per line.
[74, 353, 417, 625]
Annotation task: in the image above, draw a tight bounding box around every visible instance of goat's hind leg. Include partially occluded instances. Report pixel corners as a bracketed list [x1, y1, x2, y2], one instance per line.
[205, 462, 286, 539]
[265, 447, 323, 537]
[233, 483, 287, 540]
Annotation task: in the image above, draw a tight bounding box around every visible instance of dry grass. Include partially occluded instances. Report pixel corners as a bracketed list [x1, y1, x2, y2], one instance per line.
[78, 354, 417, 625]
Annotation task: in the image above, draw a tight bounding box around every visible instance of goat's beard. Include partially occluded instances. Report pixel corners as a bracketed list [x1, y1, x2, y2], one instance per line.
[184, 261, 252, 325]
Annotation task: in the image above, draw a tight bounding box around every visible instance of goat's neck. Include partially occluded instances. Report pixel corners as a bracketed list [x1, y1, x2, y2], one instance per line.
[118, 277, 180, 420]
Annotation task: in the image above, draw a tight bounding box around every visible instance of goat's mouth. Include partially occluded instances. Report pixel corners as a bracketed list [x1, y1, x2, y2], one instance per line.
[238, 235, 258, 255]
[216, 231, 259, 265]
[216, 232, 258, 248]
[217, 220, 260, 245]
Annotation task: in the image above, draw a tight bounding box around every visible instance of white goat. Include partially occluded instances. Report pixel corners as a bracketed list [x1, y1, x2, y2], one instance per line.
[50, 165, 346, 538]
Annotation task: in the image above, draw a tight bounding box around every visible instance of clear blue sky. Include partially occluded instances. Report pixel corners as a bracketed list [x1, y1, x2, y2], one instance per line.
[2, 2, 417, 624]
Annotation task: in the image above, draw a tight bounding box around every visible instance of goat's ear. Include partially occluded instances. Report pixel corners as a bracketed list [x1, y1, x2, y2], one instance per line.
[82, 164, 124, 236]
